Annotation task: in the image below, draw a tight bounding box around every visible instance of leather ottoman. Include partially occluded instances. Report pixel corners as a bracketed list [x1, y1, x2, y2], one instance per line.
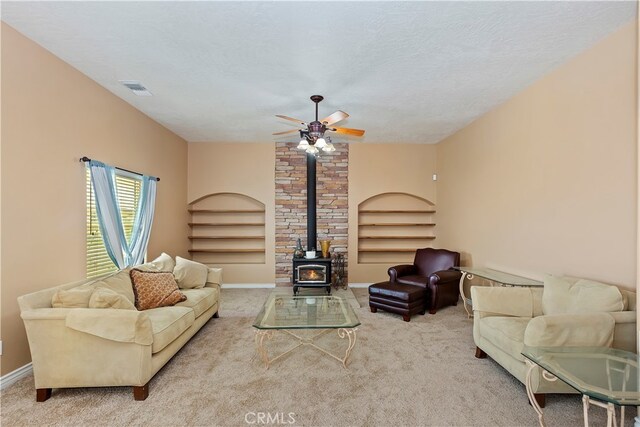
[368, 281, 426, 322]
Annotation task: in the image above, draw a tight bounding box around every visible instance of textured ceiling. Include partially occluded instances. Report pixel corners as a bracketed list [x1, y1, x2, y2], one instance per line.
[1, 1, 636, 144]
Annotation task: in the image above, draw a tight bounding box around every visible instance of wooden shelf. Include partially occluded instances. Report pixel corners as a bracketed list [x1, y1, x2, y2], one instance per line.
[359, 210, 435, 213]
[188, 209, 264, 213]
[358, 248, 421, 253]
[188, 222, 265, 226]
[359, 236, 435, 240]
[188, 249, 265, 253]
[359, 223, 435, 227]
[188, 236, 265, 240]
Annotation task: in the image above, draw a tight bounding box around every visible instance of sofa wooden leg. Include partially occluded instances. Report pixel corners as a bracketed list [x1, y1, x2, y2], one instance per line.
[133, 383, 149, 401]
[36, 388, 52, 402]
[213, 311, 219, 318]
[475, 347, 487, 359]
[533, 393, 546, 408]
[402, 314, 410, 322]
[370, 306, 377, 313]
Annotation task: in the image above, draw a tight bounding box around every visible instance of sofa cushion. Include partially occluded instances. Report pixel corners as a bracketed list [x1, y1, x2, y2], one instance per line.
[396, 275, 429, 288]
[524, 313, 615, 348]
[478, 316, 530, 362]
[130, 269, 186, 311]
[542, 276, 624, 315]
[176, 287, 218, 318]
[145, 306, 195, 354]
[94, 269, 136, 304]
[89, 288, 136, 310]
[51, 288, 94, 308]
[173, 257, 208, 289]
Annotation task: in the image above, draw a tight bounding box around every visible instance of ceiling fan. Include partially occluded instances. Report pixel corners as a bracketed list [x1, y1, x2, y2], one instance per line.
[273, 95, 365, 154]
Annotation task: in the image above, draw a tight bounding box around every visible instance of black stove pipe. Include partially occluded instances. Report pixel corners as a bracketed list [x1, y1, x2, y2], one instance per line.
[306, 153, 317, 251]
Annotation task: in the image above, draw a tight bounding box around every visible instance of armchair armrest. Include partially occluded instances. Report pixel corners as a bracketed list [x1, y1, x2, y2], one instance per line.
[610, 311, 637, 353]
[21, 308, 73, 320]
[206, 267, 223, 287]
[609, 311, 636, 324]
[471, 286, 535, 318]
[64, 309, 153, 345]
[524, 313, 615, 348]
[388, 264, 417, 282]
[429, 269, 462, 285]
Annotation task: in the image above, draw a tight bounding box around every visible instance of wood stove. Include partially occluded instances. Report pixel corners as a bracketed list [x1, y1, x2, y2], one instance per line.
[293, 257, 332, 295]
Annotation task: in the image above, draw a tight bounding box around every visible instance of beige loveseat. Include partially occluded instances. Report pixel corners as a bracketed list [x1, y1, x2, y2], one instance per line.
[18, 259, 221, 401]
[472, 276, 636, 407]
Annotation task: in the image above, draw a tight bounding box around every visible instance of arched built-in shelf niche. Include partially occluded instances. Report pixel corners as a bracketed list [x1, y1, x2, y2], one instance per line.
[188, 193, 266, 265]
[358, 192, 436, 264]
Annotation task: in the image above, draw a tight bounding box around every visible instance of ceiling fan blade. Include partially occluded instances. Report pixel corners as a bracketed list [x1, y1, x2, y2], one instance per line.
[275, 115, 307, 125]
[272, 129, 301, 136]
[330, 127, 365, 137]
[321, 110, 349, 126]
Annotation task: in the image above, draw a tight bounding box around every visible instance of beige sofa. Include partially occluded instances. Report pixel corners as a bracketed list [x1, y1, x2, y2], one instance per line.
[18, 263, 221, 401]
[471, 277, 636, 407]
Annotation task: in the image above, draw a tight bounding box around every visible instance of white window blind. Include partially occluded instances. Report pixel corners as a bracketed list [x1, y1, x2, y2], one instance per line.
[86, 169, 142, 278]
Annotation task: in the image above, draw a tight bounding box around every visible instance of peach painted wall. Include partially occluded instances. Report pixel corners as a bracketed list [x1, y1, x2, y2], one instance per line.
[1, 24, 189, 375]
[187, 142, 275, 284]
[436, 22, 638, 289]
[348, 144, 438, 283]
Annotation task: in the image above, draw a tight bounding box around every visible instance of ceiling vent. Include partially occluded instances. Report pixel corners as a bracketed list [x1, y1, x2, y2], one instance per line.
[119, 80, 152, 96]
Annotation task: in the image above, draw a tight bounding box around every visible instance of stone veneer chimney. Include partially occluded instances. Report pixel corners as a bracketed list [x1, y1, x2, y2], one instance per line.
[275, 142, 348, 285]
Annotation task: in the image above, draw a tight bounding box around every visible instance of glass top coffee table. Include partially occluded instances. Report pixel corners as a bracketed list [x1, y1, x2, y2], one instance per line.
[253, 294, 361, 369]
[522, 346, 639, 427]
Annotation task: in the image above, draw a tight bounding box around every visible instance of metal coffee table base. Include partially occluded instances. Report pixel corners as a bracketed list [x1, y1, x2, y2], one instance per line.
[255, 328, 357, 369]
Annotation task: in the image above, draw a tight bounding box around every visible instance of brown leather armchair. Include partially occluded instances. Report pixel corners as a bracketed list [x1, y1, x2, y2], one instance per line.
[388, 248, 462, 314]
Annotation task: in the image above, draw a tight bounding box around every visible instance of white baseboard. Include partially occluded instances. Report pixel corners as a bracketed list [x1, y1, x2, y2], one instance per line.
[0, 362, 32, 390]
[221, 283, 276, 289]
[348, 283, 372, 288]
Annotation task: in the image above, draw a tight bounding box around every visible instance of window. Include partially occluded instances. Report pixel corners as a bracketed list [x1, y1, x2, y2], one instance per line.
[86, 169, 142, 278]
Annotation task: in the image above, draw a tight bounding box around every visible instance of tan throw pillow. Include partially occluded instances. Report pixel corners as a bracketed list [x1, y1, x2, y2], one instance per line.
[130, 268, 186, 311]
[93, 268, 136, 304]
[51, 288, 94, 308]
[542, 275, 624, 315]
[89, 288, 136, 310]
[173, 256, 208, 289]
[150, 252, 176, 271]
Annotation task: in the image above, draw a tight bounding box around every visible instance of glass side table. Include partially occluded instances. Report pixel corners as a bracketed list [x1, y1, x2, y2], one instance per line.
[453, 267, 543, 318]
[522, 346, 639, 427]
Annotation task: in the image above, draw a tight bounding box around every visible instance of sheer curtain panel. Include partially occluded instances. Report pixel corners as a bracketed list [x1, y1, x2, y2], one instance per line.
[88, 160, 157, 269]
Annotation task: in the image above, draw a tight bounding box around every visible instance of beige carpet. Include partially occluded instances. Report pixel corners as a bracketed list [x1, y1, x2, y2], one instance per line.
[1, 287, 636, 426]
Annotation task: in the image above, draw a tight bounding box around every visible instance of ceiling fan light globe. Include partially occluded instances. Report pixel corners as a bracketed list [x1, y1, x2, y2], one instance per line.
[297, 139, 309, 150]
[315, 138, 327, 148]
[322, 143, 336, 152]
[306, 145, 319, 155]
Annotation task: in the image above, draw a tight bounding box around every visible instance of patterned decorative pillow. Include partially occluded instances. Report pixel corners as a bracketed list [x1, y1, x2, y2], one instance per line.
[129, 268, 186, 311]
